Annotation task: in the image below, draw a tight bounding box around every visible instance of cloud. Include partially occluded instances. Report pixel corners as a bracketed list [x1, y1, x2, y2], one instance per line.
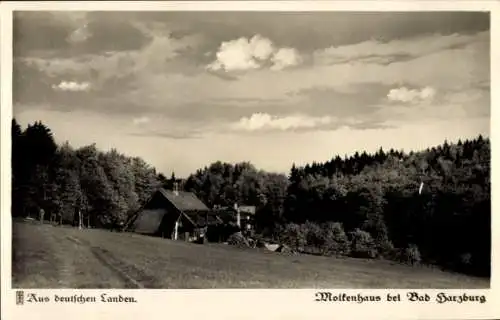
[20, 29, 200, 97]
[19, 27, 487, 128]
[206, 37, 260, 72]
[52, 81, 91, 92]
[313, 31, 488, 66]
[271, 48, 302, 71]
[126, 12, 488, 55]
[373, 85, 489, 126]
[14, 13, 489, 144]
[133, 116, 150, 125]
[231, 113, 334, 132]
[387, 86, 436, 103]
[207, 35, 301, 72]
[250, 34, 275, 60]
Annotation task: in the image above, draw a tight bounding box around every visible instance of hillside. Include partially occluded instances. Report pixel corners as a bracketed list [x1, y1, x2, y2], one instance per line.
[12, 220, 489, 289]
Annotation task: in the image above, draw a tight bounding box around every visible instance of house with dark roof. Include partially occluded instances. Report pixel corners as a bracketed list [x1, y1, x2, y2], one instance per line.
[124, 184, 222, 242]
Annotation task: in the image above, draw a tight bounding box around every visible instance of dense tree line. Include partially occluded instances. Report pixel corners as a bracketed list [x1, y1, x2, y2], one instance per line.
[11, 119, 161, 228]
[182, 137, 490, 276]
[280, 137, 490, 277]
[12, 119, 490, 276]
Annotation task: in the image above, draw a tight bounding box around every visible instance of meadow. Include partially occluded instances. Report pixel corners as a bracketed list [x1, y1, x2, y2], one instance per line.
[12, 220, 489, 289]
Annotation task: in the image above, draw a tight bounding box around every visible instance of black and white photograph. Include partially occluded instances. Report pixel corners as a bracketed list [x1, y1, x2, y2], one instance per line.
[5, 5, 492, 293]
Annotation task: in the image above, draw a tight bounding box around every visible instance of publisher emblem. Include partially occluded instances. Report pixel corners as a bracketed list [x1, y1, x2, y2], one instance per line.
[16, 290, 24, 305]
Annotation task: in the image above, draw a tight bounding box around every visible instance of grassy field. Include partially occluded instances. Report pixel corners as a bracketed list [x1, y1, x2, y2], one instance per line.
[12, 220, 489, 289]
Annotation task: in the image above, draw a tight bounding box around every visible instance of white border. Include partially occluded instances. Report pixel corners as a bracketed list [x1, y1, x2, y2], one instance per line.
[1, 1, 499, 319]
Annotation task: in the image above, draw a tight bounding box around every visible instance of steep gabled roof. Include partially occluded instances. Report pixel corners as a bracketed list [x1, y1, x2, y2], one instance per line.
[130, 209, 165, 234]
[158, 188, 210, 212]
[124, 188, 216, 233]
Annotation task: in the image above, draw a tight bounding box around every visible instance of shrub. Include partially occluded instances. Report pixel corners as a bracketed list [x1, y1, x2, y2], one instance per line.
[400, 244, 422, 265]
[301, 221, 326, 254]
[322, 222, 350, 256]
[304, 221, 325, 247]
[279, 223, 307, 252]
[377, 240, 397, 259]
[227, 231, 251, 248]
[349, 228, 378, 259]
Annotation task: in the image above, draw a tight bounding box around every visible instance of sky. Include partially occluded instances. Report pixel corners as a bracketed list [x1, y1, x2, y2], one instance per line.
[13, 11, 490, 177]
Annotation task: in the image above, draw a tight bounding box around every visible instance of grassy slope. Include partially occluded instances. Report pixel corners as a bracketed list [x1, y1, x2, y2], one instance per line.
[12, 221, 490, 289]
[13, 221, 133, 288]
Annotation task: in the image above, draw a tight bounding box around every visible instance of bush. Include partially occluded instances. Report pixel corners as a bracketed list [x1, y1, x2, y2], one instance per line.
[349, 228, 378, 259]
[400, 244, 422, 265]
[227, 232, 251, 248]
[377, 240, 397, 259]
[300, 221, 326, 255]
[304, 221, 325, 248]
[279, 223, 307, 252]
[322, 222, 350, 256]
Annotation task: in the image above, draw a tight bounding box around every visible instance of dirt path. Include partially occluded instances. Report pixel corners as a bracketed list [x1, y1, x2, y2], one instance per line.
[12, 222, 136, 288]
[65, 235, 146, 288]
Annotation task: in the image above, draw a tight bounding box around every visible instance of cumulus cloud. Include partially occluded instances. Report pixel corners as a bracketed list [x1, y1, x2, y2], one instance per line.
[231, 112, 333, 131]
[133, 116, 151, 125]
[387, 86, 436, 103]
[207, 35, 301, 72]
[250, 35, 275, 60]
[271, 48, 302, 71]
[52, 81, 91, 92]
[206, 37, 260, 72]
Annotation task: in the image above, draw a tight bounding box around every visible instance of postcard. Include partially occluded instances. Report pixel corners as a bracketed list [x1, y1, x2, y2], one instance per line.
[1, 1, 498, 319]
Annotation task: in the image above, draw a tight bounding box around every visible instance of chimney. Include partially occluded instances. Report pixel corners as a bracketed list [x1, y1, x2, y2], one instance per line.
[234, 203, 240, 228]
[173, 182, 179, 196]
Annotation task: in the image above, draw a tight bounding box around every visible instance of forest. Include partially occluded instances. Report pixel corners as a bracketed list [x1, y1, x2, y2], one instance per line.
[11, 119, 491, 277]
